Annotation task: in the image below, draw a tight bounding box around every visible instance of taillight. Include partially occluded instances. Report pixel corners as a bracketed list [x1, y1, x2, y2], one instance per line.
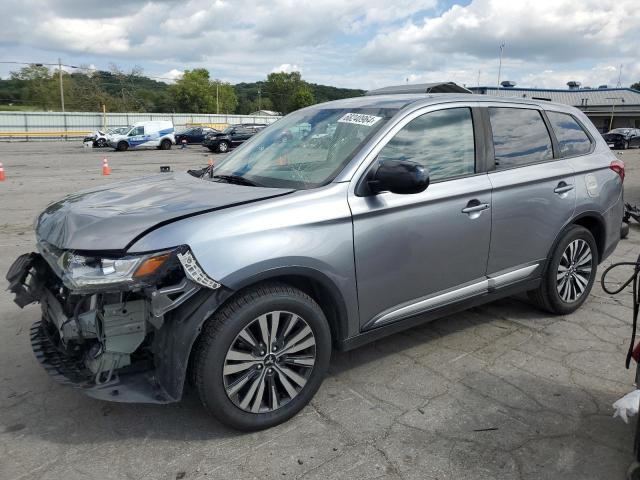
[610, 159, 625, 183]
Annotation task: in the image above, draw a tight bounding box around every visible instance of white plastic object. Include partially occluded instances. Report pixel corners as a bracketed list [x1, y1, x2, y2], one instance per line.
[612, 389, 640, 423]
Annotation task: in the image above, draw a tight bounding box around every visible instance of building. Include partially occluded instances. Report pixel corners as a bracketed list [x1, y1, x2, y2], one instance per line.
[469, 82, 640, 133]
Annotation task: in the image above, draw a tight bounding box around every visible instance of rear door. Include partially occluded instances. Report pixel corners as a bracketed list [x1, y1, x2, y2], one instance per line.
[348, 105, 493, 329]
[232, 126, 251, 145]
[485, 105, 576, 276]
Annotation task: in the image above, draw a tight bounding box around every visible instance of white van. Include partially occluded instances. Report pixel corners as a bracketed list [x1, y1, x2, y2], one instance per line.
[107, 121, 176, 151]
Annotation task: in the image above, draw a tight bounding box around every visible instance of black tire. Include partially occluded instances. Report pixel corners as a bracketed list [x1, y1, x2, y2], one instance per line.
[193, 282, 331, 431]
[528, 225, 598, 314]
[160, 139, 172, 150]
[217, 141, 229, 153]
[96, 138, 107, 148]
[116, 141, 128, 151]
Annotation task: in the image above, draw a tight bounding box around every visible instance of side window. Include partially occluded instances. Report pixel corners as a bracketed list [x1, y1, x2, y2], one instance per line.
[377, 108, 475, 182]
[489, 107, 553, 169]
[129, 126, 144, 136]
[546, 111, 592, 157]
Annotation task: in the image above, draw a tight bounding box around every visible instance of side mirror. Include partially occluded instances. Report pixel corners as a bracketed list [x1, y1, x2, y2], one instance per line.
[367, 158, 429, 195]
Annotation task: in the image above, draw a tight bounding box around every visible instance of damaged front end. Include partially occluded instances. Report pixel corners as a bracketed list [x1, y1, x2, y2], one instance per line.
[6, 244, 227, 404]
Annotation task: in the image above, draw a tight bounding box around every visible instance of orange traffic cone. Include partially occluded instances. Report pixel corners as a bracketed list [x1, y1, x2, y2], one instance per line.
[102, 157, 111, 176]
[0, 162, 5, 181]
[208, 157, 214, 167]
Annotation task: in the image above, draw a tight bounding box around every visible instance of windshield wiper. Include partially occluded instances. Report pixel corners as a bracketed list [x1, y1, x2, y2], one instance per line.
[212, 174, 261, 187]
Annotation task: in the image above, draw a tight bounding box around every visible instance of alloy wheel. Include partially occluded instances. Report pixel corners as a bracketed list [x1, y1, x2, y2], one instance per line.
[223, 311, 316, 413]
[556, 239, 592, 303]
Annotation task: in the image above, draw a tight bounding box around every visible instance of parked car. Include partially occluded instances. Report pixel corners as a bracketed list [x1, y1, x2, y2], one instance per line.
[83, 127, 129, 148]
[6, 94, 623, 431]
[602, 128, 640, 150]
[203, 123, 266, 153]
[175, 126, 219, 145]
[107, 121, 176, 151]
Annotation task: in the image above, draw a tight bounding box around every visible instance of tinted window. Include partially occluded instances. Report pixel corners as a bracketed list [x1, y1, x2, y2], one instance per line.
[489, 108, 553, 168]
[377, 108, 475, 182]
[129, 126, 144, 136]
[546, 112, 592, 157]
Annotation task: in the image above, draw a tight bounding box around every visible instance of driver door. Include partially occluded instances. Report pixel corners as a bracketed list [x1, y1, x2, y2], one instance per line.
[348, 106, 493, 329]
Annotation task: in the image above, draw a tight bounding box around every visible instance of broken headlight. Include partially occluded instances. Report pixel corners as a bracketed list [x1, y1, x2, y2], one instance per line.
[55, 247, 221, 293]
[58, 250, 173, 291]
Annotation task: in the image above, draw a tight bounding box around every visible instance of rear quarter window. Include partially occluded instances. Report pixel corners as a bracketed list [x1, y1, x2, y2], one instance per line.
[546, 111, 593, 157]
[488, 107, 553, 169]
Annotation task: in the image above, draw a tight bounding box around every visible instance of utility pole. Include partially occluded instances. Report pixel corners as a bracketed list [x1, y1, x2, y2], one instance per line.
[607, 97, 625, 131]
[58, 58, 65, 112]
[496, 42, 505, 89]
[258, 87, 262, 111]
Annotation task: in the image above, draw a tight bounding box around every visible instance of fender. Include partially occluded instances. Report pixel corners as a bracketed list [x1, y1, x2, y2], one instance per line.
[223, 263, 357, 344]
[544, 210, 607, 273]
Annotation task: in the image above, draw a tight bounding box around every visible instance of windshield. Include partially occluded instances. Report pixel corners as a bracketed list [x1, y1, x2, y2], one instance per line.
[212, 107, 397, 189]
[610, 128, 630, 135]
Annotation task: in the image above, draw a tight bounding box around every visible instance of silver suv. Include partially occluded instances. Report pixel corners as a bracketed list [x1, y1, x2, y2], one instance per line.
[6, 94, 624, 430]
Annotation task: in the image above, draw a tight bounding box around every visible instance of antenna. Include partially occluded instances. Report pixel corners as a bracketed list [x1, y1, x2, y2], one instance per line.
[617, 64, 623, 88]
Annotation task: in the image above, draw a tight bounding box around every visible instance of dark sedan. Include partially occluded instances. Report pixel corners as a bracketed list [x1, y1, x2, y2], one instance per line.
[602, 128, 640, 150]
[203, 123, 266, 153]
[175, 126, 219, 145]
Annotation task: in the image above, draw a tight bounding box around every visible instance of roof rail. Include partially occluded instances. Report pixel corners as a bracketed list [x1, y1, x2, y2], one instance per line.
[366, 82, 472, 96]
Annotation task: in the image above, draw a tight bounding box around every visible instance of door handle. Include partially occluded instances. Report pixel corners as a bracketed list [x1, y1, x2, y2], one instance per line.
[461, 203, 490, 214]
[554, 183, 574, 194]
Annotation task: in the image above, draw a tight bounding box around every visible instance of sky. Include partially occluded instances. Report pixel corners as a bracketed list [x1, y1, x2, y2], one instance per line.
[0, 0, 638, 90]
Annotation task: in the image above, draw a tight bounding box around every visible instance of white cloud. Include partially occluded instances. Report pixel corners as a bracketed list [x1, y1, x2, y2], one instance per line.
[161, 68, 184, 83]
[271, 64, 301, 74]
[0, 0, 638, 90]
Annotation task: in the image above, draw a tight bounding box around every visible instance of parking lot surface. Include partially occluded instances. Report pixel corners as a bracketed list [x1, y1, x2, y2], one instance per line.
[1, 142, 640, 479]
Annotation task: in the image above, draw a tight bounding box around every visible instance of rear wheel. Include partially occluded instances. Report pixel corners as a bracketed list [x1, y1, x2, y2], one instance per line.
[217, 141, 229, 153]
[116, 141, 128, 151]
[193, 283, 331, 431]
[160, 139, 172, 150]
[528, 225, 598, 314]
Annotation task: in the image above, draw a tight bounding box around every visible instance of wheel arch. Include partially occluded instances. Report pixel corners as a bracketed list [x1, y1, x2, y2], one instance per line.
[224, 266, 350, 348]
[570, 212, 606, 263]
[546, 211, 606, 266]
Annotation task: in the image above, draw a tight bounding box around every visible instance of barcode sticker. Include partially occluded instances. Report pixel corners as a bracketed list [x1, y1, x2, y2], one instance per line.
[337, 113, 382, 127]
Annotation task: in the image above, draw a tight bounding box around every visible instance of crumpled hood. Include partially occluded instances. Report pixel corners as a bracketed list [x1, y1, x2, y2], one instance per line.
[36, 172, 293, 252]
[603, 133, 625, 140]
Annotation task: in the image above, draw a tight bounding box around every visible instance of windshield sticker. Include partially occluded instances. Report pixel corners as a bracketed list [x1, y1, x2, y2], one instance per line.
[337, 113, 382, 127]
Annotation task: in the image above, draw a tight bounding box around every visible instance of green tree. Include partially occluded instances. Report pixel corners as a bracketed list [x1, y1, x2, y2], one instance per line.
[168, 69, 237, 114]
[266, 71, 311, 114]
[290, 85, 315, 111]
[10, 64, 57, 110]
[632, 81, 640, 91]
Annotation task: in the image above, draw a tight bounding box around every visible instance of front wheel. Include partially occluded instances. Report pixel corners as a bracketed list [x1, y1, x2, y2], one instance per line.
[193, 283, 331, 431]
[116, 141, 128, 151]
[217, 141, 229, 153]
[528, 225, 598, 314]
[160, 139, 172, 150]
[96, 138, 107, 148]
